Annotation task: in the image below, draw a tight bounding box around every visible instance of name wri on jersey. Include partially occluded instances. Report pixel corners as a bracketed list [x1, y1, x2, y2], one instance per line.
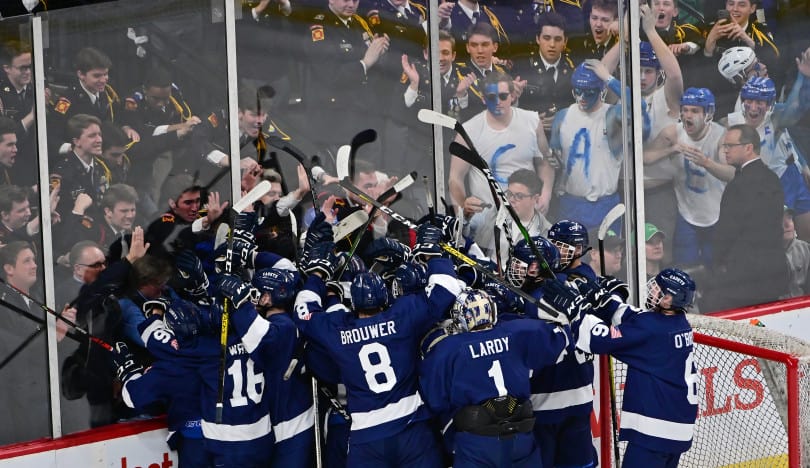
[469, 337, 509, 359]
[229, 343, 249, 356]
[341, 320, 397, 345]
[673, 330, 693, 349]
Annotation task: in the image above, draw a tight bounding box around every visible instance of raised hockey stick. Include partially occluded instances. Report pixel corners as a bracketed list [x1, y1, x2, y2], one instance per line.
[597, 202, 625, 468]
[340, 178, 567, 324]
[417, 109, 476, 155]
[272, 139, 321, 212]
[349, 129, 377, 180]
[336, 145, 351, 181]
[0, 325, 44, 371]
[334, 172, 417, 280]
[333, 210, 370, 243]
[449, 141, 557, 280]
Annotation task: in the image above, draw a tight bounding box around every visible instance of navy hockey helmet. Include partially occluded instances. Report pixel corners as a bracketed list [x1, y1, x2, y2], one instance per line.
[639, 41, 660, 69]
[506, 236, 561, 287]
[391, 262, 427, 299]
[351, 272, 390, 312]
[680, 88, 716, 116]
[163, 297, 204, 342]
[548, 220, 590, 268]
[451, 288, 498, 332]
[339, 254, 368, 283]
[252, 268, 299, 307]
[645, 268, 696, 312]
[740, 76, 776, 104]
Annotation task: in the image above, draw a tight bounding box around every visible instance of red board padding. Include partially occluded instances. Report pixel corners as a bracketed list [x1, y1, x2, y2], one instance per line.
[709, 296, 810, 321]
[0, 417, 167, 460]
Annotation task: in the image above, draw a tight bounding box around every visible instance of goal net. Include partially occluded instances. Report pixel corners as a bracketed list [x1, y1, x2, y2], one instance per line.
[600, 313, 810, 467]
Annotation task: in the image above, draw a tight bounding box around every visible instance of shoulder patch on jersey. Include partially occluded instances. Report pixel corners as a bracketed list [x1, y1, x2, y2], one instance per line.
[81, 217, 93, 229]
[311, 24, 325, 41]
[400, 72, 408, 84]
[162, 213, 175, 223]
[54, 97, 71, 114]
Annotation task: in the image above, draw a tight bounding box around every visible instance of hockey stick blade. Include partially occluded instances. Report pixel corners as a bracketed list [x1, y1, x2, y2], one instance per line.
[339, 178, 566, 324]
[333, 210, 369, 242]
[348, 129, 377, 180]
[336, 145, 351, 181]
[417, 109, 476, 153]
[598, 204, 626, 241]
[234, 180, 272, 213]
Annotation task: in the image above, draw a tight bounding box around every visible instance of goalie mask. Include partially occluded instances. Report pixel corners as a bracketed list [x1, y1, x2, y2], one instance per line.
[451, 288, 497, 332]
[645, 268, 696, 313]
[163, 298, 204, 343]
[507, 236, 561, 287]
[547, 220, 590, 269]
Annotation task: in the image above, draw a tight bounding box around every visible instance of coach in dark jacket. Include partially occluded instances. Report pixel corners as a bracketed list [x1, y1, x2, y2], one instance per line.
[709, 124, 789, 311]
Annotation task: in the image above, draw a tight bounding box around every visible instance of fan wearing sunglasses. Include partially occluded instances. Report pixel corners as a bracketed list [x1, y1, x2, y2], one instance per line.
[549, 59, 646, 233]
[448, 70, 554, 258]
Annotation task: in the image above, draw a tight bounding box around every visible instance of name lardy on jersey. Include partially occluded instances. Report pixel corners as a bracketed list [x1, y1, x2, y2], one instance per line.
[340, 320, 398, 345]
[469, 337, 510, 359]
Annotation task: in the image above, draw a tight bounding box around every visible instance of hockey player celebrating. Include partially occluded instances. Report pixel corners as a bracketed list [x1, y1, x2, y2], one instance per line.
[419, 288, 572, 467]
[292, 219, 462, 467]
[573, 268, 699, 468]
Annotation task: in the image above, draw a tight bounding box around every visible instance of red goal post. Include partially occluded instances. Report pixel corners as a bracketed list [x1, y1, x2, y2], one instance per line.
[598, 313, 810, 467]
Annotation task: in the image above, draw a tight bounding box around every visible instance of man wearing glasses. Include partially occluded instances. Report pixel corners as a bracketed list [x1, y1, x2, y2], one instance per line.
[709, 123, 789, 311]
[449, 71, 553, 257]
[0, 41, 36, 186]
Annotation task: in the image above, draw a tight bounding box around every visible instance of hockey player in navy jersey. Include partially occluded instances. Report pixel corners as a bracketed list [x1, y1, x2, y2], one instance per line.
[251, 267, 315, 468]
[575, 268, 699, 468]
[419, 288, 572, 467]
[293, 221, 461, 467]
[532, 220, 599, 468]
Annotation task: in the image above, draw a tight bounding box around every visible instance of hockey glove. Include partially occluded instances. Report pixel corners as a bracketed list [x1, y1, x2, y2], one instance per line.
[142, 297, 171, 317]
[304, 212, 334, 252]
[599, 275, 630, 302]
[174, 250, 210, 293]
[301, 242, 339, 280]
[436, 215, 460, 244]
[216, 274, 260, 308]
[325, 280, 346, 304]
[363, 237, 410, 270]
[111, 342, 143, 382]
[412, 223, 444, 260]
[233, 210, 258, 233]
[539, 280, 586, 323]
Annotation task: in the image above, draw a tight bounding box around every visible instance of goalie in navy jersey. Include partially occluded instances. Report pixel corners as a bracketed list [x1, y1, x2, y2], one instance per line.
[419, 288, 572, 467]
[574, 268, 699, 468]
[292, 218, 462, 467]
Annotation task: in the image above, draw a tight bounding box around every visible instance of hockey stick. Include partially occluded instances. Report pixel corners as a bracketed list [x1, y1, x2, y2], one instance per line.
[0, 325, 44, 371]
[334, 172, 417, 280]
[333, 210, 370, 243]
[0, 289, 114, 352]
[597, 203, 625, 468]
[417, 109, 476, 155]
[423, 176, 435, 219]
[335, 145, 351, 181]
[349, 129, 377, 180]
[339, 178, 567, 324]
[448, 141, 557, 280]
[272, 139, 320, 212]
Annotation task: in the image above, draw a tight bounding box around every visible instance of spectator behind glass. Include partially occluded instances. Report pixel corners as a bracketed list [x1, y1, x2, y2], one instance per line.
[0, 184, 38, 246]
[588, 229, 625, 278]
[782, 207, 810, 298]
[0, 116, 19, 186]
[645, 222, 667, 279]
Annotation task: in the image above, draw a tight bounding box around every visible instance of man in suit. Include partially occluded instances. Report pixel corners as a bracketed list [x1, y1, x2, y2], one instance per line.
[709, 123, 789, 311]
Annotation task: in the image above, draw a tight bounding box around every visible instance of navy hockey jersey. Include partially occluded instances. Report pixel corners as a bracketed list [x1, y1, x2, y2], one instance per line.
[577, 304, 698, 454]
[293, 257, 461, 443]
